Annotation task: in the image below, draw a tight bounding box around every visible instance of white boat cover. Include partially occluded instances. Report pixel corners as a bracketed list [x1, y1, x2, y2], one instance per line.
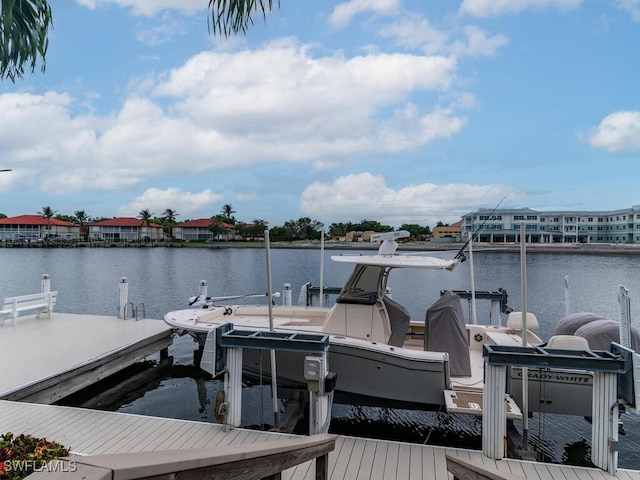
[424, 291, 471, 377]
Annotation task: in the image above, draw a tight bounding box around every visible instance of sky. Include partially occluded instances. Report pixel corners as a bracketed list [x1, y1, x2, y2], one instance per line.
[0, 0, 639, 228]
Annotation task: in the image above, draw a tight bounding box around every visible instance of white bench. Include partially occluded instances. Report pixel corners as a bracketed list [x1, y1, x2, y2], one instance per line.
[0, 291, 58, 326]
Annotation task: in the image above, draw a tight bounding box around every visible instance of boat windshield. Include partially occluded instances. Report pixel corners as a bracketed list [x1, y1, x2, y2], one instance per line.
[337, 264, 386, 304]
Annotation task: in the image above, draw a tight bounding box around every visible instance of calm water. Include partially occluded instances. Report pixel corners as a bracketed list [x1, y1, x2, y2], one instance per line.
[3, 245, 640, 468]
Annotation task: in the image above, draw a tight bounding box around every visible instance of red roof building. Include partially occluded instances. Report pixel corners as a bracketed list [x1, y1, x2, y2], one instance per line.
[0, 215, 79, 241]
[173, 218, 235, 242]
[89, 217, 164, 241]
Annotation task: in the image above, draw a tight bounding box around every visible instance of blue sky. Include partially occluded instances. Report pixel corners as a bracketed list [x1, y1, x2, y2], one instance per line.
[0, 0, 639, 228]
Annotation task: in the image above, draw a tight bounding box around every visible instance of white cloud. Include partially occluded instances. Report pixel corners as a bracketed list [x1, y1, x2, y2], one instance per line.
[618, 0, 640, 22]
[118, 187, 223, 217]
[234, 191, 258, 203]
[459, 0, 581, 18]
[0, 39, 466, 198]
[329, 0, 401, 29]
[135, 13, 187, 46]
[377, 14, 506, 58]
[457, 26, 508, 57]
[377, 14, 449, 54]
[75, 0, 205, 16]
[300, 173, 518, 226]
[586, 111, 640, 152]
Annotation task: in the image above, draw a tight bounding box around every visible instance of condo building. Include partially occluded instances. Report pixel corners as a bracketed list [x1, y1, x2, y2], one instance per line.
[460, 206, 640, 244]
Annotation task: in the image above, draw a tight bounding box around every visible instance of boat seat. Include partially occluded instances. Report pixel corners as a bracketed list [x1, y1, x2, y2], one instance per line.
[506, 311, 539, 331]
[547, 334, 589, 350]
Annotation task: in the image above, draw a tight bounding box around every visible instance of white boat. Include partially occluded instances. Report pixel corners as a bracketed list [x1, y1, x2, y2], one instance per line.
[164, 231, 591, 417]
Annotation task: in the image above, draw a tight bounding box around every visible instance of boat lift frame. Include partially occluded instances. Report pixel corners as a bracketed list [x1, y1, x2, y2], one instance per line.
[482, 343, 633, 476]
[200, 323, 335, 435]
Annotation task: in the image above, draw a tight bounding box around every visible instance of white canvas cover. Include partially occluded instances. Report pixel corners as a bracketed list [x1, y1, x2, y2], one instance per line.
[425, 291, 471, 377]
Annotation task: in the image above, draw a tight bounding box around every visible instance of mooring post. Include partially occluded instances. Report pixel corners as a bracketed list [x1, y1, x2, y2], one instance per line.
[198, 280, 208, 299]
[41, 273, 51, 293]
[283, 283, 292, 306]
[118, 277, 129, 319]
[224, 347, 243, 430]
[591, 371, 618, 475]
[482, 362, 507, 459]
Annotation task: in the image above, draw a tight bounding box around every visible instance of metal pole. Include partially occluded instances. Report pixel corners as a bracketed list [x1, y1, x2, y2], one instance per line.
[520, 222, 529, 448]
[468, 231, 477, 325]
[118, 277, 129, 319]
[564, 275, 572, 317]
[264, 229, 279, 427]
[319, 229, 325, 306]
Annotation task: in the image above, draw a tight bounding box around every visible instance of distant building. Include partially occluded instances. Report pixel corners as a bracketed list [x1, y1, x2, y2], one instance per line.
[0, 215, 79, 241]
[461, 206, 640, 244]
[431, 221, 462, 242]
[173, 219, 236, 242]
[89, 218, 164, 241]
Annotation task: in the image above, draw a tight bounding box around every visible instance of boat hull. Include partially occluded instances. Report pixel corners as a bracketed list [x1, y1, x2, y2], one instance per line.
[240, 340, 450, 410]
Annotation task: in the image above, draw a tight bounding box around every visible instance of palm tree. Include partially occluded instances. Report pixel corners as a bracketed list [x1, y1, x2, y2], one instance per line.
[2, 1, 275, 82]
[209, 0, 277, 36]
[162, 208, 179, 238]
[221, 204, 236, 224]
[0, 0, 53, 81]
[209, 214, 229, 242]
[250, 218, 268, 241]
[73, 210, 90, 240]
[38, 205, 57, 237]
[138, 208, 154, 242]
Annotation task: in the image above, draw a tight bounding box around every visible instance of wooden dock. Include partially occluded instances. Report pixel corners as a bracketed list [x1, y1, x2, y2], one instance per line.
[1, 400, 639, 479]
[0, 312, 172, 403]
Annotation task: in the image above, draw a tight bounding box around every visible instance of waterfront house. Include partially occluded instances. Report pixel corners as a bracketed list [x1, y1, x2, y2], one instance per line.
[0, 215, 79, 241]
[89, 218, 164, 242]
[173, 219, 237, 242]
[432, 221, 462, 242]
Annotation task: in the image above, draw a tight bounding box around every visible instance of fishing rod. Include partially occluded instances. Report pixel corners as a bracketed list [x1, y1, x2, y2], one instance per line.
[189, 291, 281, 306]
[454, 194, 508, 261]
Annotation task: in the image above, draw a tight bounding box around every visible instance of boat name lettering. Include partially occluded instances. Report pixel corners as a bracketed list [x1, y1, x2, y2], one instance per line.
[514, 370, 591, 384]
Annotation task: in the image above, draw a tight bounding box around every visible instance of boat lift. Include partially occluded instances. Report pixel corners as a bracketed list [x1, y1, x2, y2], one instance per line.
[200, 323, 336, 436]
[482, 342, 640, 476]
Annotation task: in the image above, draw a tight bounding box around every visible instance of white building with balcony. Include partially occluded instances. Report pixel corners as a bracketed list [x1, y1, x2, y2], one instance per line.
[460, 206, 640, 244]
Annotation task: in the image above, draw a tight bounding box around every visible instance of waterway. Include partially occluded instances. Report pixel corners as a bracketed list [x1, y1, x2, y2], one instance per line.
[2, 245, 640, 468]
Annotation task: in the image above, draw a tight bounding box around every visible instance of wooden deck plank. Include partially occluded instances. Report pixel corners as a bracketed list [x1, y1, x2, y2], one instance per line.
[369, 439, 389, 480]
[341, 435, 365, 480]
[330, 435, 356, 480]
[382, 441, 400, 480]
[174, 422, 216, 449]
[408, 444, 422, 480]
[355, 439, 378, 480]
[421, 441, 436, 480]
[395, 441, 411, 480]
[504, 458, 528, 477]
[551, 464, 578, 480]
[532, 461, 558, 480]
[433, 446, 449, 479]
